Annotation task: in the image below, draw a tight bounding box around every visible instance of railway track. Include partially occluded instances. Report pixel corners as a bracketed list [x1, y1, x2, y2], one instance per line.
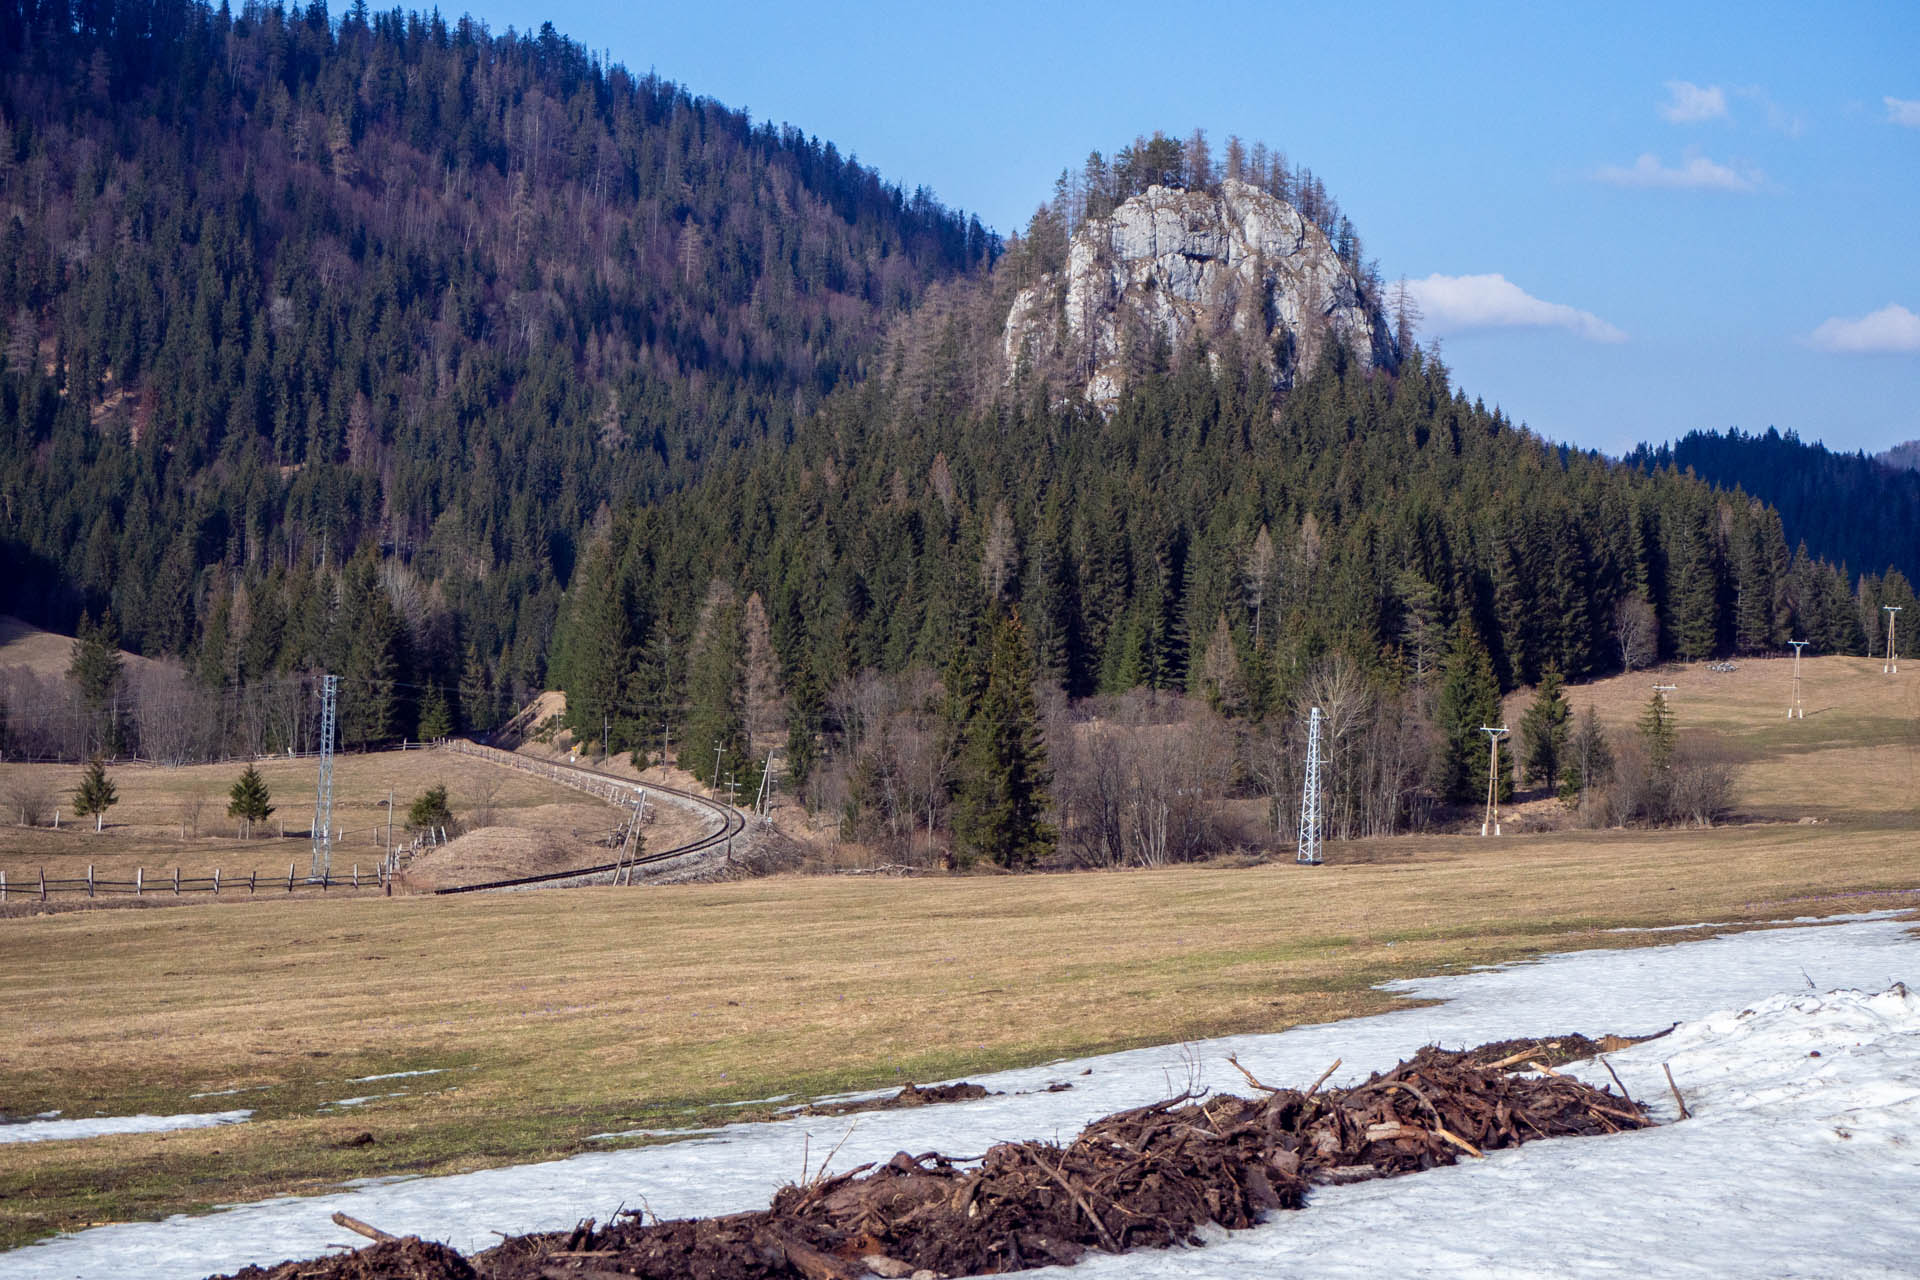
[432, 741, 748, 894]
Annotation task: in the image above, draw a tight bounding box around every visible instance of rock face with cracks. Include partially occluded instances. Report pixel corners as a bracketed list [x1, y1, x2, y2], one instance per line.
[1003, 180, 1391, 411]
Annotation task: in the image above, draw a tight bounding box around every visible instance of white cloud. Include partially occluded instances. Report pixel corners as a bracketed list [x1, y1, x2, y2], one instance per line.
[1734, 86, 1806, 137]
[1661, 80, 1729, 123]
[1808, 304, 1920, 354]
[1594, 150, 1763, 193]
[1886, 97, 1920, 128]
[1407, 274, 1627, 344]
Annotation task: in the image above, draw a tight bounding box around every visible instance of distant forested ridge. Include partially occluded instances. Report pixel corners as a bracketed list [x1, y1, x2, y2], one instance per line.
[0, 0, 991, 726]
[1628, 429, 1920, 590]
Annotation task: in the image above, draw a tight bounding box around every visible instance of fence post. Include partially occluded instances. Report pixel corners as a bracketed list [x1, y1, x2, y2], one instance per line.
[88, 865, 94, 897]
[1, 869, 6, 901]
[352, 864, 359, 889]
[214, 869, 220, 896]
[250, 869, 257, 894]
[40, 867, 46, 900]
[288, 862, 295, 892]
[172, 867, 179, 895]
[136, 867, 142, 896]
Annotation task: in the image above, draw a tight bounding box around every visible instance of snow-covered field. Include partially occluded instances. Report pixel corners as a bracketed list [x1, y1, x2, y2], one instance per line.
[0, 1111, 251, 1147]
[4, 913, 1918, 1279]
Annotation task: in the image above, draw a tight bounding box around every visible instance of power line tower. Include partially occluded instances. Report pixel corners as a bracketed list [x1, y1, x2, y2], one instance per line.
[1479, 724, 1509, 836]
[1788, 640, 1808, 718]
[1297, 706, 1324, 866]
[310, 673, 338, 881]
[1885, 606, 1903, 675]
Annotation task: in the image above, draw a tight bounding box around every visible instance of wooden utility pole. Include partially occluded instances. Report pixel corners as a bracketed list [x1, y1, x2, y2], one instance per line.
[1885, 606, 1902, 675]
[1788, 640, 1808, 718]
[1479, 724, 1508, 836]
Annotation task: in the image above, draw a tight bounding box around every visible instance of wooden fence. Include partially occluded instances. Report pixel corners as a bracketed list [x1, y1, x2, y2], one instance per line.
[0, 861, 395, 902]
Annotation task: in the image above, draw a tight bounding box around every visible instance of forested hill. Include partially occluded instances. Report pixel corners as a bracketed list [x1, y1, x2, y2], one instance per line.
[1627, 429, 1920, 588]
[0, 0, 991, 703]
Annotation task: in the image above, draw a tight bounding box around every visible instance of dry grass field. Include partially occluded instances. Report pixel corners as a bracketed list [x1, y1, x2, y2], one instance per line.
[1504, 654, 1920, 821]
[0, 750, 621, 900]
[0, 654, 1913, 1250]
[0, 614, 158, 681]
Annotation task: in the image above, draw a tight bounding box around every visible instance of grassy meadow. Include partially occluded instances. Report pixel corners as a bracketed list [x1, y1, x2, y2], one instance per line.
[0, 750, 618, 898]
[0, 653, 1912, 1249]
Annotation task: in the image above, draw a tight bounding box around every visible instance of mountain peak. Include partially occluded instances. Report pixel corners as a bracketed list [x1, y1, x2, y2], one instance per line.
[1002, 178, 1392, 410]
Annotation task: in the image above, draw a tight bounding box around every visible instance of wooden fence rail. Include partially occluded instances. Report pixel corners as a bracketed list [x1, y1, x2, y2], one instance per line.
[0, 862, 392, 902]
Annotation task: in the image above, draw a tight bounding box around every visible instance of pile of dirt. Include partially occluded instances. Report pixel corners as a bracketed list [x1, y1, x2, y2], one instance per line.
[209, 1040, 1654, 1280]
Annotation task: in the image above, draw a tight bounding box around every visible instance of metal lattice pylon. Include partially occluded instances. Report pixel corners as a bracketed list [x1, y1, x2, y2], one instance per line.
[310, 674, 338, 880]
[1297, 706, 1324, 866]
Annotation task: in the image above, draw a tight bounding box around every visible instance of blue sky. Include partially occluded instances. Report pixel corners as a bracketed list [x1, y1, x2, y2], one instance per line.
[462, 0, 1920, 458]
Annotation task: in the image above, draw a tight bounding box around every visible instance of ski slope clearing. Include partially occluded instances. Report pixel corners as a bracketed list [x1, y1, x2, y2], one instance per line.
[4, 914, 1916, 1278]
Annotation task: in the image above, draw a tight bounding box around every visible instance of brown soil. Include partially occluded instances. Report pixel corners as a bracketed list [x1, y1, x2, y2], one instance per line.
[399, 827, 605, 892]
[208, 1039, 1652, 1280]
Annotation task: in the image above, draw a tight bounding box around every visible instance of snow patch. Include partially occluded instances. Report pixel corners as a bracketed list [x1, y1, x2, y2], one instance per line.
[0, 1110, 252, 1146]
[7, 915, 1919, 1277]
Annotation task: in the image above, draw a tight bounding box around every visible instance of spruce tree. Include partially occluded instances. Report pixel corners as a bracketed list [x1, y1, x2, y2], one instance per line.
[227, 763, 274, 836]
[1637, 691, 1676, 770]
[67, 609, 125, 755]
[71, 756, 117, 830]
[1432, 621, 1507, 805]
[1518, 669, 1572, 790]
[1559, 705, 1614, 809]
[417, 686, 453, 741]
[407, 783, 454, 833]
[683, 583, 749, 797]
[952, 607, 1055, 869]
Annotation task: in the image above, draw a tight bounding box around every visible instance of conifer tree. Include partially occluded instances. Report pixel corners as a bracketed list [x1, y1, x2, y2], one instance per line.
[417, 686, 453, 741]
[458, 643, 494, 734]
[1559, 705, 1614, 810]
[227, 763, 273, 836]
[1637, 691, 1676, 771]
[683, 582, 749, 798]
[1432, 621, 1507, 805]
[71, 756, 117, 830]
[67, 609, 125, 755]
[407, 783, 453, 833]
[952, 608, 1054, 868]
[1518, 669, 1572, 789]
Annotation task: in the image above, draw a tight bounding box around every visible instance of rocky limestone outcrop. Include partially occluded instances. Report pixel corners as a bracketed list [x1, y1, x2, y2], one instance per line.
[1003, 179, 1390, 410]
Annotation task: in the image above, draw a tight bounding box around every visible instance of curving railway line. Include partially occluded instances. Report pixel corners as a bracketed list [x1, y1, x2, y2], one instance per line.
[432, 741, 748, 894]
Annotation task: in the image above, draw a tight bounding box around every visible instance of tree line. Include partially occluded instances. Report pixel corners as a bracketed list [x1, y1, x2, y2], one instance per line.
[546, 336, 1902, 858]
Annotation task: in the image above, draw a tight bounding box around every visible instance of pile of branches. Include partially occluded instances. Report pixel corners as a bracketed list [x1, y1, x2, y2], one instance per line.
[212, 1039, 1654, 1280]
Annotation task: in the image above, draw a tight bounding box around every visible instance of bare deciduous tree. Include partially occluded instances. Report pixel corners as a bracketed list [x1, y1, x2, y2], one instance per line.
[3, 774, 55, 826]
[741, 592, 786, 752]
[980, 501, 1017, 602]
[177, 783, 210, 837]
[1243, 524, 1278, 647]
[1614, 595, 1659, 671]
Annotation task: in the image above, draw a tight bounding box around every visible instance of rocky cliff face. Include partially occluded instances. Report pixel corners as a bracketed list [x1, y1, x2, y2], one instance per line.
[1002, 179, 1390, 410]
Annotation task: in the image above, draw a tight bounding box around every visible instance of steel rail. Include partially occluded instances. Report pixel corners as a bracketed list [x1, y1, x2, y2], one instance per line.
[431, 748, 748, 895]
